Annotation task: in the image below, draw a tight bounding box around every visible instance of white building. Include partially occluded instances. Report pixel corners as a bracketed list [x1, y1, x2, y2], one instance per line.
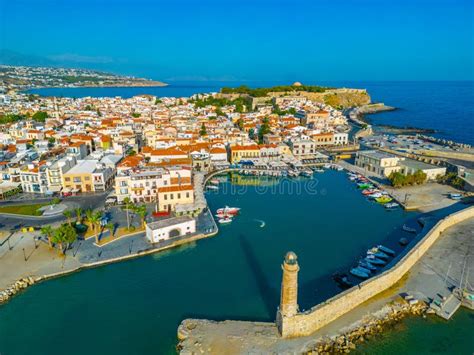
[145, 216, 196, 243]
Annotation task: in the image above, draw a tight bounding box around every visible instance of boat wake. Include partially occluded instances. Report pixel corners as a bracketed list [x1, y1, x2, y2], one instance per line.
[254, 219, 266, 228]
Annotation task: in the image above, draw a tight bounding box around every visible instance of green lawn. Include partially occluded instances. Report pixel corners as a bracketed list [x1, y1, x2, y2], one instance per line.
[0, 203, 48, 216]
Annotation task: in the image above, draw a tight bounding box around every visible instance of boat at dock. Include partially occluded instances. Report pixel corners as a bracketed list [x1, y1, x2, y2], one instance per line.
[301, 169, 313, 177]
[362, 188, 379, 195]
[449, 193, 462, 200]
[368, 192, 383, 199]
[365, 255, 386, 265]
[209, 179, 220, 185]
[332, 272, 354, 289]
[377, 245, 395, 255]
[350, 267, 370, 279]
[357, 182, 373, 189]
[402, 224, 417, 233]
[206, 185, 219, 191]
[359, 260, 377, 271]
[367, 247, 390, 259]
[399, 237, 409, 246]
[375, 196, 392, 204]
[313, 168, 325, 173]
[385, 202, 399, 209]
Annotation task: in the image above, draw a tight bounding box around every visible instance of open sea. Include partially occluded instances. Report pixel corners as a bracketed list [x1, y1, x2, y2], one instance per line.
[7, 81, 474, 354]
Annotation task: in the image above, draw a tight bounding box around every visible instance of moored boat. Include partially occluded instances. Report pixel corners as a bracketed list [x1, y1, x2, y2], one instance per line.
[206, 185, 219, 190]
[216, 206, 240, 215]
[359, 260, 377, 271]
[350, 267, 370, 279]
[332, 272, 354, 289]
[375, 196, 392, 204]
[209, 179, 220, 185]
[218, 216, 233, 224]
[399, 237, 409, 246]
[365, 255, 386, 265]
[362, 188, 379, 195]
[367, 247, 390, 259]
[449, 193, 462, 200]
[385, 202, 399, 209]
[402, 224, 417, 233]
[377, 245, 395, 255]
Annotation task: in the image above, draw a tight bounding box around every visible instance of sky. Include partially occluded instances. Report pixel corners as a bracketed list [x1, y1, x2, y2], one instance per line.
[0, 0, 473, 82]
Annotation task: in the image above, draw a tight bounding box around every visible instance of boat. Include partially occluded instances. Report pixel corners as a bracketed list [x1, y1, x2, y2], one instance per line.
[375, 196, 392, 204]
[288, 170, 299, 177]
[301, 169, 313, 177]
[216, 206, 240, 215]
[385, 202, 399, 209]
[357, 182, 372, 189]
[365, 256, 386, 265]
[218, 217, 233, 224]
[368, 192, 383, 199]
[324, 163, 332, 169]
[209, 179, 220, 185]
[350, 267, 370, 279]
[377, 245, 395, 256]
[399, 237, 409, 246]
[206, 185, 219, 190]
[367, 247, 390, 259]
[332, 272, 354, 289]
[336, 166, 344, 171]
[359, 260, 377, 271]
[362, 188, 379, 195]
[449, 193, 462, 200]
[402, 224, 417, 233]
[314, 168, 325, 173]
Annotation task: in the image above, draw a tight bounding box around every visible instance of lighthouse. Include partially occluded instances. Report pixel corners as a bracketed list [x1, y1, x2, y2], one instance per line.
[276, 251, 299, 335]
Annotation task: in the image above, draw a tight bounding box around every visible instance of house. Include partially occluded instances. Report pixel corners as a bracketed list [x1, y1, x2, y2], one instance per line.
[229, 145, 260, 164]
[145, 216, 196, 243]
[355, 150, 401, 177]
[157, 184, 194, 212]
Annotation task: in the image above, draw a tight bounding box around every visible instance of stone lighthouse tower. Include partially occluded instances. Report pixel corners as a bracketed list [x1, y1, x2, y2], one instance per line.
[276, 251, 299, 336]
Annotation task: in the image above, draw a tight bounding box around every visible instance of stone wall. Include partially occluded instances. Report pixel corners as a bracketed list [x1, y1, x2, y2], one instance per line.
[279, 206, 474, 338]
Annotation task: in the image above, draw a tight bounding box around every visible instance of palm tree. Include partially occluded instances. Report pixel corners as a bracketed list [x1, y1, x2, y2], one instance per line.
[105, 222, 115, 239]
[63, 210, 72, 225]
[135, 204, 148, 229]
[40, 225, 54, 247]
[85, 208, 94, 229]
[122, 197, 133, 230]
[51, 224, 77, 255]
[75, 207, 83, 224]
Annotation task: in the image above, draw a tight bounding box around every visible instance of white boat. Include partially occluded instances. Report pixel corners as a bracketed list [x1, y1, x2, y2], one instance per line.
[314, 168, 325, 173]
[385, 202, 399, 209]
[449, 193, 462, 200]
[206, 185, 219, 190]
[218, 217, 233, 224]
[209, 179, 220, 185]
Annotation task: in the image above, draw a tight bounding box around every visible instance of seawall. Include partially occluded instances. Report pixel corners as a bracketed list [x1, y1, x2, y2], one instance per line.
[278, 206, 474, 337]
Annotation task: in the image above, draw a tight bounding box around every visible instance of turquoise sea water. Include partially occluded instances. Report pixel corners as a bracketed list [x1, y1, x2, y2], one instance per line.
[0, 172, 414, 354]
[27, 81, 474, 145]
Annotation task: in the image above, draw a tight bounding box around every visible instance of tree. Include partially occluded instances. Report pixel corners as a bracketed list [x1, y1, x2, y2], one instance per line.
[257, 117, 271, 144]
[40, 225, 54, 248]
[249, 128, 255, 140]
[199, 123, 207, 136]
[63, 210, 73, 225]
[134, 205, 148, 228]
[122, 197, 133, 230]
[92, 211, 103, 243]
[51, 224, 77, 255]
[32, 111, 48, 122]
[85, 208, 94, 229]
[105, 223, 115, 239]
[131, 112, 141, 118]
[236, 118, 244, 130]
[75, 207, 83, 224]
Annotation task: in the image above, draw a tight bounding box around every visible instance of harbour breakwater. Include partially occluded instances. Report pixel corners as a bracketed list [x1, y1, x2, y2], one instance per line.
[278, 206, 474, 338]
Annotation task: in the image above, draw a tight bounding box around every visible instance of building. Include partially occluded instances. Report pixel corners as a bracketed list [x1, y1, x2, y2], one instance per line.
[400, 159, 446, 181]
[355, 150, 401, 177]
[229, 145, 260, 164]
[145, 215, 196, 243]
[157, 184, 194, 212]
[276, 251, 300, 337]
[45, 156, 76, 192]
[62, 159, 113, 193]
[287, 138, 316, 157]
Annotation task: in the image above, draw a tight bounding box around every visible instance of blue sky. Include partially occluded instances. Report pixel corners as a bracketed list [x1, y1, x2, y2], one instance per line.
[0, 0, 472, 82]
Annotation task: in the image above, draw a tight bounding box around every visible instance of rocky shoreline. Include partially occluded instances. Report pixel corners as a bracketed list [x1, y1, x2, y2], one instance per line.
[307, 300, 428, 354]
[0, 276, 38, 303]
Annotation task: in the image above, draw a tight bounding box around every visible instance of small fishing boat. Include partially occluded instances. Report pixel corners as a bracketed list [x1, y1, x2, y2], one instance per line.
[359, 260, 377, 271]
[206, 185, 219, 191]
[324, 163, 332, 169]
[402, 224, 417, 233]
[399, 237, 409, 246]
[209, 179, 220, 185]
[357, 183, 373, 189]
[332, 272, 354, 289]
[385, 202, 399, 209]
[377, 245, 395, 256]
[367, 247, 390, 259]
[336, 166, 344, 171]
[375, 196, 392, 204]
[218, 216, 233, 224]
[301, 169, 313, 177]
[349, 176, 357, 181]
[365, 256, 386, 265]
[288, 170, 299, 177]
[368, 192, 383, 199]
[216, 206, 240, 215]
[350, 267, 370, 279]
[362, 188, 379, 195]
[314, 168, 325, 173]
